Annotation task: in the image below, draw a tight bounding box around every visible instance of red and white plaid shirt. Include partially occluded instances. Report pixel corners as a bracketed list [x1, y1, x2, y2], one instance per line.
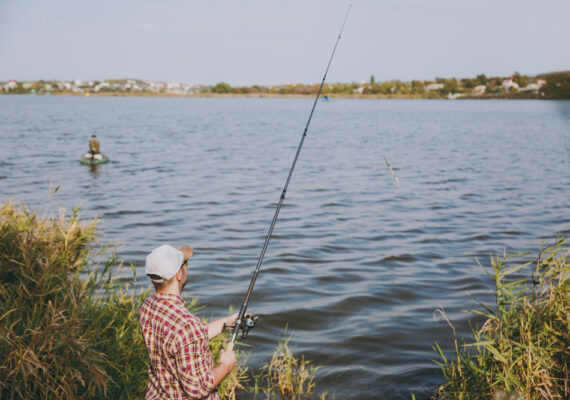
[139, 293, 219, 400]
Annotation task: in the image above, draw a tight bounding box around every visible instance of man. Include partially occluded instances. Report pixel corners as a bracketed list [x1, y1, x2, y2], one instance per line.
[89, 134, 100, 155]
[139, 244, 237, 399]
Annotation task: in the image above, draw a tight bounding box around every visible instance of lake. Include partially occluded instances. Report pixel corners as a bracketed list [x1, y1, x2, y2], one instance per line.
[1, 95, 569, 399]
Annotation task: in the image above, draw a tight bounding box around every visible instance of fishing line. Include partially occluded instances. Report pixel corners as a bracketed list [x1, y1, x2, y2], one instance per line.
[227, 5, 352, 343]
[384, 157, 400, 185]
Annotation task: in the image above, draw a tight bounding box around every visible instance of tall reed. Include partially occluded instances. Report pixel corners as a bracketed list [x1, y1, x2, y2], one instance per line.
[0, 202, 155, 398]
[0, 203, 109, 399]
[254, 332, 324, 400]
[433, 236, 569, 399]
[0, 202, 258, 399]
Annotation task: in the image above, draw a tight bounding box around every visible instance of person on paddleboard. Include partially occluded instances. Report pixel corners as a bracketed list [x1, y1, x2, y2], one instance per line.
[139, 244, 237, 400]
[89, 134, 100, 155]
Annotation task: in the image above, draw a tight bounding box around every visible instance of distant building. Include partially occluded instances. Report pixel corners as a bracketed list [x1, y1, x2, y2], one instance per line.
[94, 82, 110, 92]
[5, 80, 18, 90]
[502, 78, 519, 91]
[473, 85, 487, 95]
[149, 81, 166, 93]
[426, 83, 444, 91]
[520, 83, 544, 93]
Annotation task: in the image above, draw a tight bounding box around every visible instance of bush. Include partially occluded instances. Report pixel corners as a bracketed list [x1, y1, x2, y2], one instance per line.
[0, 203, 326, 400]
[0, 203, 110, 398]
[0, 202, 314, 399]
[433, 237, 569, 399]
[0, 203, 247, 398]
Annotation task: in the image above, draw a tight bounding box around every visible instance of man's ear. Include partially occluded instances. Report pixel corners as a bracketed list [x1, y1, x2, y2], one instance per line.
[175, 268, 184, 281]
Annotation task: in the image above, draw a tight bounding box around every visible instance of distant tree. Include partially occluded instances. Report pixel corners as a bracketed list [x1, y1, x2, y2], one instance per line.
[234, 86, 250, 94]
[346, 83, 359, 94]
[411, 80, 425, 93]
[461, 78, 476, 88]
[368, 83, 381, 95]
[212, 82, 233, 94]
[489, 77, 503, 87]
[444, 79, 459, 93]
[370, 75, 375, 85]
[392, 80, 408, 94]
[476, 74, 488, 85]
[537, 71, 570, 99]
[513, 72, 529, 87]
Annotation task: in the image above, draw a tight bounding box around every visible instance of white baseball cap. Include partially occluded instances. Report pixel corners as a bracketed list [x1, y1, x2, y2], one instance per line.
[146, 244, 184, 283]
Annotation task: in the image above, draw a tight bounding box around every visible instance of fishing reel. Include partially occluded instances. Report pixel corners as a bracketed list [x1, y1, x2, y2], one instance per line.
[224, 314, 259, 339]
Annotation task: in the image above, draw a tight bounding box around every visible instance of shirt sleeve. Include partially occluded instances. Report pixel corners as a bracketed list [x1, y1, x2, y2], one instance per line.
[174, 324, 215, 399]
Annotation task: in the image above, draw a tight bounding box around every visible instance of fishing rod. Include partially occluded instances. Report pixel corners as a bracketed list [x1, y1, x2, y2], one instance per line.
[226, 5, 352, 343]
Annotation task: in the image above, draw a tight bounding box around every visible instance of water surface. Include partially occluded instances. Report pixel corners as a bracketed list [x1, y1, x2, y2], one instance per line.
[1, 95, 569, 399]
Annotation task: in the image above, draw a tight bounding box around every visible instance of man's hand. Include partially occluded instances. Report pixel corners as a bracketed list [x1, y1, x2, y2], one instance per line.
[211, 342, 237, 387]
[219, 342, 236, 372]
[225, 313, 239, 329]
[178, 245, 194, 261]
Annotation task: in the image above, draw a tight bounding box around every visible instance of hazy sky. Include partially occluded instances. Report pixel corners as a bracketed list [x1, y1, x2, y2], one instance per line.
[1, 0, 568, 85]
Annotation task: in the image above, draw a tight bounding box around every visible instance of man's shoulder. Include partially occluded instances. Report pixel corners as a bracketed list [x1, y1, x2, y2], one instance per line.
[175, 308, 206, 333]
[141, 295, 206, 332]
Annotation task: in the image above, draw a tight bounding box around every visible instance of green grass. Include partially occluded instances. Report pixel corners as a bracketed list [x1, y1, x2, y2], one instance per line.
[433, 236, 569, 399]
[0, 202, 110, 398]
[4, 201, 566, 400]
[253, 331, 325, 400]
[0, 202, 322, 399]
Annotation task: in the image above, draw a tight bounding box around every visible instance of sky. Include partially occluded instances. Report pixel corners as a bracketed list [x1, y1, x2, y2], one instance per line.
[1, 0, 569, 86]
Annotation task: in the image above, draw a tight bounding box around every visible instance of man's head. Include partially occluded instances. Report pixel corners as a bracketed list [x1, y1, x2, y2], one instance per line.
[92, 134, 96, 138]
[146, 244, 190, 293]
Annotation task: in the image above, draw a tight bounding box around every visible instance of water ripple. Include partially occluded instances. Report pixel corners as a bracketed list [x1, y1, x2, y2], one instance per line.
[1, 96, 569, 399]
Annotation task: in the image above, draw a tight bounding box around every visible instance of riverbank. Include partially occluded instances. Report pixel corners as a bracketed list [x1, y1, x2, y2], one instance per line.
[2, 202, 567, 399]
[0, 202, 324, 400]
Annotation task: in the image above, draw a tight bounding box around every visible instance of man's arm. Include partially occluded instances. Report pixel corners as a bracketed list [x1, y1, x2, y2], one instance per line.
[178, 245, 194, 260]
[176, 332, 236, 398]
[210, 342, 237, 387]
[207, 313, 238, 340]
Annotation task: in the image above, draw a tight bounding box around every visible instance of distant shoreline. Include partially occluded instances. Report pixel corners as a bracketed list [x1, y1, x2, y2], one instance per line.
[2, 71, 568, 99]
[0, 91, 556, 100]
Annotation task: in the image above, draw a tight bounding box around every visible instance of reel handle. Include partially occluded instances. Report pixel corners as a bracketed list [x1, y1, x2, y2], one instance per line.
[223, 315, 259, 339]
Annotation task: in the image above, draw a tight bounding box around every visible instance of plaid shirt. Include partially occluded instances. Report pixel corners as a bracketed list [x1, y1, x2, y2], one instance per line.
[139, 293, 219, 400]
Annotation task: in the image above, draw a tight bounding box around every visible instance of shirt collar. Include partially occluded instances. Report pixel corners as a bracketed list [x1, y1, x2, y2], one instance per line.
[153, 292, 185, 305]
